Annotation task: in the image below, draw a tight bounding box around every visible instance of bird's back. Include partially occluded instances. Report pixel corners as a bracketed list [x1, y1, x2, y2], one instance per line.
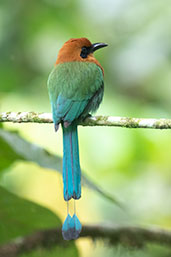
[48, 61, 103, 100]
[48, 61, 104, 125]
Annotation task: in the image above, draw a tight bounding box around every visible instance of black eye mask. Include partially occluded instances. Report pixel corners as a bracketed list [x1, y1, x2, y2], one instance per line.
[80, 43, 108, 59]
[80, 46, 91, 59]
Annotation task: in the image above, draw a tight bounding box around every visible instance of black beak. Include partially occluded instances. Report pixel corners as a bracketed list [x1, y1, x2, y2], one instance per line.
[91, 42, 108, 52]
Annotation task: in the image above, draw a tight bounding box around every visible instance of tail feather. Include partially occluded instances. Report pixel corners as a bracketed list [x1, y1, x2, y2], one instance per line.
[62, 214, 82, 240]
[62, 124, 81, 201]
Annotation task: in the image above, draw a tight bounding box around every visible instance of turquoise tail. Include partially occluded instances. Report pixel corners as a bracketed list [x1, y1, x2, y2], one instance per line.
[62, 124, 81, 201]
[62, 214, 82, 240]
[62, 124, 82, 240]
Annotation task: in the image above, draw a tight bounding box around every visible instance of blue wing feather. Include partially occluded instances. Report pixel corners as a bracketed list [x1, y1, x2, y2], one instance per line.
[52, 94, 89, 125]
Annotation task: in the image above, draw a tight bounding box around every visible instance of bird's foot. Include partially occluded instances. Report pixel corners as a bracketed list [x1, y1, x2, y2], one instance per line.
[85, 113, 92, 119]
[79, 113, 92, 123]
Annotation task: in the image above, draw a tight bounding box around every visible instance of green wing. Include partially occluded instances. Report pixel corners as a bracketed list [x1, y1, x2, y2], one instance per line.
[47, 62, 104, 126]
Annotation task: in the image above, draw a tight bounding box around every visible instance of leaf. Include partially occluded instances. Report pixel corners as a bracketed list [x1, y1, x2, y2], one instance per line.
[0, 129, 61, 172]
[0, 185, 61, 245]
[0, 131, 23, 172]
[82, 174, 124, 208]
[0, 128, 123, 207]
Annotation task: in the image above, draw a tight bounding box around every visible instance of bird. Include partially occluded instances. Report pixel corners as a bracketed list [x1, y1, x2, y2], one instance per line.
[47, 37, 107, 240]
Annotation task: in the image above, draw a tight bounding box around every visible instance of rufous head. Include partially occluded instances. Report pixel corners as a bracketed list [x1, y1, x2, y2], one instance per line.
[56, 38, 107, 72]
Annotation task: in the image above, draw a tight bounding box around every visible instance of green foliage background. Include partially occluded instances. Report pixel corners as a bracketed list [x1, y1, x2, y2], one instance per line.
[0, 0, 171, 256]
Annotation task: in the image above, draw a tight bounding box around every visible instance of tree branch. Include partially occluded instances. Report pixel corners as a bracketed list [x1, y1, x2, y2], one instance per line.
[0, 225, 171, 257]
[0, 112, 171, 129]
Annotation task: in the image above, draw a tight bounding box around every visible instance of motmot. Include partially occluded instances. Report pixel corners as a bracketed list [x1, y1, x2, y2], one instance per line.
[47, 38, 107, 240]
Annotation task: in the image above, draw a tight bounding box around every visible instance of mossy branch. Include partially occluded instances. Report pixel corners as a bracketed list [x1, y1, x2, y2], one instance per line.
[0, 225, 171, 257]
[0, 112, 171, 129]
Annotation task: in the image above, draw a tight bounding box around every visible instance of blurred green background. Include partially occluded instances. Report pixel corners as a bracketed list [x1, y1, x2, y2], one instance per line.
[0, 0, 171, 256]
